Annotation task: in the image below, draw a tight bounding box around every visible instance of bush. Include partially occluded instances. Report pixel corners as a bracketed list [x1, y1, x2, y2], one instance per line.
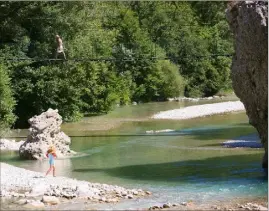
[145, 60, 185, 101]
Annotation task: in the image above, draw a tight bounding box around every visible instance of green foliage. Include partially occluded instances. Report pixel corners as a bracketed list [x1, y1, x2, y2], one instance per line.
[134, 1, 233, 97]
[0, 2, 233, 127]
[0, 64, 16, 133]
[149, 60, 185, 101]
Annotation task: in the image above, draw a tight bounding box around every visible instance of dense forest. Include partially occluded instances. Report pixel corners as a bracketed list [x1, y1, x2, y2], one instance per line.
[0, 1, 233, 129]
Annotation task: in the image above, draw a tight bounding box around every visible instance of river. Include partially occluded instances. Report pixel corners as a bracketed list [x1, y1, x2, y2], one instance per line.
[1, 97, 267, 209]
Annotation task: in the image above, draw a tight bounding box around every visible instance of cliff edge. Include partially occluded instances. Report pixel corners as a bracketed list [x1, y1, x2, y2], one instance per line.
[226, 1, 268, 168]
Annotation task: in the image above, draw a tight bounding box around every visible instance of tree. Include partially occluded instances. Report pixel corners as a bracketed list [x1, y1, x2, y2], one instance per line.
[0, 2, 232, 127]
[0, 64, 16, 134]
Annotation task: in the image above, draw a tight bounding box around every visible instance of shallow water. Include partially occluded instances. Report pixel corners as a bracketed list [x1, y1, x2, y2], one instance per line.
[1, 98, 267, 209]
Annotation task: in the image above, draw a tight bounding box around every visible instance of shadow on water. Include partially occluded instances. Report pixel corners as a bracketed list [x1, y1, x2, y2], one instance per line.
[73, 153, 267, 183]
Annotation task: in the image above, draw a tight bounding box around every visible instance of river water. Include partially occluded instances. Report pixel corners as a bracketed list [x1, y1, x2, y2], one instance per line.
[1, 98, 267, 209]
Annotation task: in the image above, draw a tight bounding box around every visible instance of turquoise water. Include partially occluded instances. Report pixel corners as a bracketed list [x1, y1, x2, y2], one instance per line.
[1, 99, 267, 209]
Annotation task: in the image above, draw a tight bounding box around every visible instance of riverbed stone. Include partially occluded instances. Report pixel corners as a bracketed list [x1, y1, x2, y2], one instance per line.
[15, 199, 27, 205]
[19, 108, 75, 160]
[121, 191, 127, 196]
[127, 194, 133, 199]
[31, 184, 48, 196]
[258, 205, 268, 211]
[24, 200, 45, 209]
[146, 191, 152, 195]
[163, 203, 170, 208]
[42, 195, 60, 205]
[132, 190, 138, 195]
[181, 202, 187, 206]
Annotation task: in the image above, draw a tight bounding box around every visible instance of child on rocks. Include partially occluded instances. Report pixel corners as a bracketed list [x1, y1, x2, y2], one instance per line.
[45, 146, 57, 177]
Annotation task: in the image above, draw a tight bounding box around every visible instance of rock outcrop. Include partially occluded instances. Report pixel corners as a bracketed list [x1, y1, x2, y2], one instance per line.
[226, 1, 268, 168]
[19, 108, 75, 159]
[0, 139, 25, 151]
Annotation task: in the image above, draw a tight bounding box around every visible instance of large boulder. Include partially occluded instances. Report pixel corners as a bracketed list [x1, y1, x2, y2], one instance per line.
[226, 1, 268, 168]
[19, 108, 75, 159]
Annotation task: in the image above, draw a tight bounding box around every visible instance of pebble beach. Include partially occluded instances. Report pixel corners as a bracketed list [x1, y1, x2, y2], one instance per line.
[0, 162, 150, 210]
[152, 101, 245, 120]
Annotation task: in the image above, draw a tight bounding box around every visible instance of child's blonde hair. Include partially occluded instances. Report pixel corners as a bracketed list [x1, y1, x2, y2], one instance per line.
[47, 145, 56, 154]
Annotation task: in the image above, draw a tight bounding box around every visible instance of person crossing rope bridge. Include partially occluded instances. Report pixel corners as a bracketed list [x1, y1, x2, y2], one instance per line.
[55, 34, 66, 60]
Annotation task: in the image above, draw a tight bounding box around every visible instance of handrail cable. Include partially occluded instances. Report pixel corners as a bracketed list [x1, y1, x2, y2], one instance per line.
[0, 54, 233, 62]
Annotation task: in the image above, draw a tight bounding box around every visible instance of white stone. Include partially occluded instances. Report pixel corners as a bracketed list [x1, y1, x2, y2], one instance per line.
[24, 200, 45, 209]
[127, 194, 133, 199]
[121, 191, 127, 196]
[181, 202, 187, 206]
[152, 101, 245, 120]
[15, 199, 27, 205]
[132, 190, 138, 195]
[42, 196, 60, 205]
[31, 184, 48, 196]
[258, 205, 268, 211]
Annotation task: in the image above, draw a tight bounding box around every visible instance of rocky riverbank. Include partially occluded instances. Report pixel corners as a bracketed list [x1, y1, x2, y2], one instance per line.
[152, 101, 245, 120]
[0, 163, 150, 210]
[167, 95, 228, 102]
[146, 197, 268, 211]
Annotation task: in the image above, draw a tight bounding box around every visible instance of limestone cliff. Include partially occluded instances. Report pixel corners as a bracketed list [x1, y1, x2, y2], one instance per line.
[226, 1, 268, 168]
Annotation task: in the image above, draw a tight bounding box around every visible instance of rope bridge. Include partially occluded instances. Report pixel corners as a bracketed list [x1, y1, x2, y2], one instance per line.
[1, 54, 233, 63]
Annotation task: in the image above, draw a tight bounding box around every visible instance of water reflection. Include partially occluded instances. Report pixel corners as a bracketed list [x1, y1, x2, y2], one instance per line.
[17, 158, 73, 176]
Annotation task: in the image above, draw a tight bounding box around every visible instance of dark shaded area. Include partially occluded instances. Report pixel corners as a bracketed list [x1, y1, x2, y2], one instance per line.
[73, 153, 267, 183]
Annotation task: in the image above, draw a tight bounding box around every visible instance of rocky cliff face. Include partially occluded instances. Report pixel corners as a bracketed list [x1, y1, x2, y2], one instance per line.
[226, 1, 268, 168]
[19, 109, 75, 160]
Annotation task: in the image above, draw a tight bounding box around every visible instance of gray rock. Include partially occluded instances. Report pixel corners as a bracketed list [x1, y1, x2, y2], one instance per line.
[132, 190, 138, 195]
[121, 191, 127, 196]
[31, 184, 48, 196]
[163, 203, 170, 208]
[100, 197, 106, 202]
[12, 192, 19, 197]
[181, 202, 187, 206]
[19, 108, 76, 160]
[42, 196, 60, 205]
[24, 200, 45, 209]
[127, 194, 133, 199]
[258, 205, 268, 211]
[226, 1, 268, 168]
[15, 199, 27, 205]
[110, 198, 118, 203]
